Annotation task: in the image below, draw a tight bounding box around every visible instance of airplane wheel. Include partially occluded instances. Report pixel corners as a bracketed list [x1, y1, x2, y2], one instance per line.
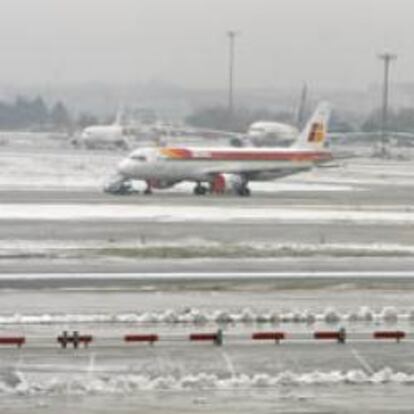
[237, 187, 251, 197]
[194, 185, 207, 195]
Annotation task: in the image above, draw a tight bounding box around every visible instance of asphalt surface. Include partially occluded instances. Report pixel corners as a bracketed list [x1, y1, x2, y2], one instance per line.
[0, 184, 413, 205]
[0, 183, 414, 275]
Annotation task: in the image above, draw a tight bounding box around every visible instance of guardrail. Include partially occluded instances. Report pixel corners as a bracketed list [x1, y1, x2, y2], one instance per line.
[0, 329, 410, 349]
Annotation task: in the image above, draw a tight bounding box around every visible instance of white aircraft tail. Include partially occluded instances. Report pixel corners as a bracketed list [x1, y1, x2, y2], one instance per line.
[293, 102, 331, 150]
[114, 105, 125, 126]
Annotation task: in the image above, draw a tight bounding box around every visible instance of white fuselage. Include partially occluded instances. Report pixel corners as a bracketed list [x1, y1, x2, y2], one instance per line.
[80, 125, 128, 148]
[247, 122, 299, 146]
[117, 147, 331, 183]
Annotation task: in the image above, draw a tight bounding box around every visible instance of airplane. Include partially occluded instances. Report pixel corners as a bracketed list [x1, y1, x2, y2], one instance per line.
[246, 121, 299, 147]
[73, 115, 242, 150]
[104, 102, 333, 197]
[243, 82, 306, 147]
[72, 109, 133, 150]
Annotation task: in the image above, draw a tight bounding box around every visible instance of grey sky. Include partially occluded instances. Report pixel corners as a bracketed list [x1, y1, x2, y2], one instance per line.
[0, 0, 412, 89]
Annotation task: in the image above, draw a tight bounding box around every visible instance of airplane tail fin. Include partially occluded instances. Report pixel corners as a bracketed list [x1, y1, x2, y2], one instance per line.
[293, 102, 331, 150]
[114, 105, 124, 126]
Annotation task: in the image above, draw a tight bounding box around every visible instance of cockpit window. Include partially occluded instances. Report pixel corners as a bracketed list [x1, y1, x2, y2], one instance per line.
[130, 154, 147, 161]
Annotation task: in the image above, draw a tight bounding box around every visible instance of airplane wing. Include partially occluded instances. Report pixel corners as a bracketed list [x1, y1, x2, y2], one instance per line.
[191, 127, 244, 140]
[329, 131, 414, 139]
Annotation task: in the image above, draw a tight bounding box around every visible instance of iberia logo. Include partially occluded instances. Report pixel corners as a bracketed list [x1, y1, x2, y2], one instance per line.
[308, 122, 325, 143]
[160, 148, 192, 159]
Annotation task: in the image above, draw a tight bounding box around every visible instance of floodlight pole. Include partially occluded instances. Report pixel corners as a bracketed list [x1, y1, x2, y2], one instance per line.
[378, 53, 397, 152]
[297, 82, 308, 128]
[227, 30, 239, 117]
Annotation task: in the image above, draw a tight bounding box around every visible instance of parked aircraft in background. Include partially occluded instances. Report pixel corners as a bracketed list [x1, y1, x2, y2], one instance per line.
[246, 121, 299, 146]
[72, 110, 132, 150]
[71, 106, 302, 150]
[104, 102, 333, 196]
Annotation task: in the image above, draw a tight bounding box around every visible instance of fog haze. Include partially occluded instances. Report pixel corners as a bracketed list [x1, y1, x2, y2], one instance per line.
[0, 0, 412, 89]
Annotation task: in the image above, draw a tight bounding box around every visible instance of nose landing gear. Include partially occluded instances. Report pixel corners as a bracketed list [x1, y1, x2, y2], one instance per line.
[103, 177, 134, 195]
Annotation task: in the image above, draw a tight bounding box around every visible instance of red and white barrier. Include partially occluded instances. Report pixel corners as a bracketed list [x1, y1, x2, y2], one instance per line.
[0, 336, 25, 348]
[124, 334, 159, 344]
[189, 331, 223, 346]
[0, 329, 410, 349]
[314, 329, 346, 343]
[373, 331, 405, 342]
[252, 332, 286, 343]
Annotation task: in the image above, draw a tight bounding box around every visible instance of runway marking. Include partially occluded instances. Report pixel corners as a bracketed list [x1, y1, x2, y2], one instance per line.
[221, 350, 237, 377]
[1, 204, 414, 224]
[87, 353, 96, 379]
[0, 271, 413, 281]
[350, 347, 375, 375]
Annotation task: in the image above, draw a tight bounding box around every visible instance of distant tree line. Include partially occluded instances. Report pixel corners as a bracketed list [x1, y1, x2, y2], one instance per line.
[0, 96, 70, 130]
[0, 96, 99, 132]
[5, 96, 414, 135]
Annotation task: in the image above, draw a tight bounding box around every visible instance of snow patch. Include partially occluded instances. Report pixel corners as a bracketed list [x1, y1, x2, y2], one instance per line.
[0, 306, 408, 325]
[1, 368, 414, 395]
[1, 204, 414, 225]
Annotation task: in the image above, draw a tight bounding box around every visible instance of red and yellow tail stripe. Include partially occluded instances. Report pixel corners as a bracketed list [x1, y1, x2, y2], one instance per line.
[308, 122, 326, 143]
[160, 148, 331, 162]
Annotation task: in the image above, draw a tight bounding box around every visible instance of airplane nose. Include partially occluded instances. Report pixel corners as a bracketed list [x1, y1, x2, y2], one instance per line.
[117, 158, 133, 176]
[81, 130, 91, 141]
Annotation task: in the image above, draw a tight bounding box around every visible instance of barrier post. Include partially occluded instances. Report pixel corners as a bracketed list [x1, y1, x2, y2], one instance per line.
[338, 327, 346, 344]
[374, 331, 405, 343]
[61, 331, 68, 349]
[73, 331, 79, 349]
[214, 329, 223, 346]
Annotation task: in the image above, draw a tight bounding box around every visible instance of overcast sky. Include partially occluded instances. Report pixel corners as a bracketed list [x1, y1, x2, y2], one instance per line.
[0, 0, 412, 89]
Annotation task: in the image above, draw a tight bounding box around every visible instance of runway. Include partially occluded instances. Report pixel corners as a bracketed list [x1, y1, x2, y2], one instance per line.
[0, 185, 413, 275]
[2, 270, 414, 289]
[0, 158, 414, 272]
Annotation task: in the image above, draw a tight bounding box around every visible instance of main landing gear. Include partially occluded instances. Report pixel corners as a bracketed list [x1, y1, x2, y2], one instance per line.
[193, 181, 252, 196]
[193, 182, 208, 195]
[236, 186, 251, 197]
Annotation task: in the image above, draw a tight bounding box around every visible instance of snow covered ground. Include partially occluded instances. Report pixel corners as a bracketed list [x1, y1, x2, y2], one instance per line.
[2, 139, 414, 411]
[1, 203, 414, 224]
[0, 149, 121, 190]
[2, 240, 414, 260]
[0, 288, 414, 412]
